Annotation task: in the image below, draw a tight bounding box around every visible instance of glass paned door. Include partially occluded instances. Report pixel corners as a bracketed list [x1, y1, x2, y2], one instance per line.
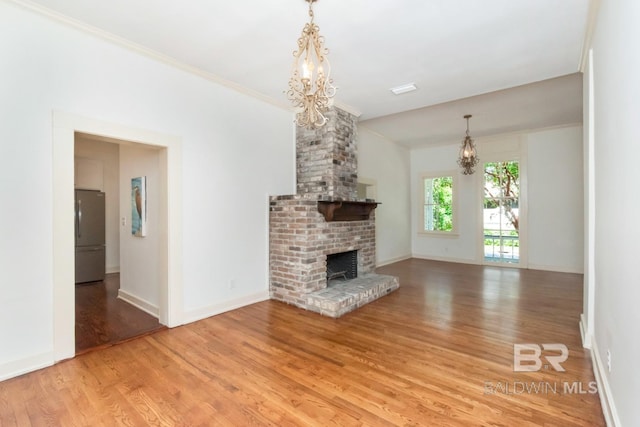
[483, 161, 520, 264]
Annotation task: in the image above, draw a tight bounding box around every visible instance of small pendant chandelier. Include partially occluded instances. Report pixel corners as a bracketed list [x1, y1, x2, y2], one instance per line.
[458, 114, 479, 175]
[286, 0, 337, 129]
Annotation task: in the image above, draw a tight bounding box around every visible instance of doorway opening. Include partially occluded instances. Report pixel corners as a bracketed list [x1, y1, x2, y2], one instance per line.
[53, 112, 183, 362]
[74, 134, 167, 354]
[483, 161, 520, 265]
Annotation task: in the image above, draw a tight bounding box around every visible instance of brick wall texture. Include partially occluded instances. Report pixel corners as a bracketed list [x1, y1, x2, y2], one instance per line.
[269, 196, 376, 307]
[295, 107, 358, 201]
[269, 107, 377, 309]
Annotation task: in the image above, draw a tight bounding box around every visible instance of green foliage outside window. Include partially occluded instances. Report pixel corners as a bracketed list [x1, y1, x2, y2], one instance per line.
[484, 161, 520, 231]
[483, 161, 520, 262]
[424, 176, 453, 232]
[484, 230, 519, 247]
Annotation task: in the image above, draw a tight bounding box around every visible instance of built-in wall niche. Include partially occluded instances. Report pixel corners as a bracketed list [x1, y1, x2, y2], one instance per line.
[356, 178, 377, 201]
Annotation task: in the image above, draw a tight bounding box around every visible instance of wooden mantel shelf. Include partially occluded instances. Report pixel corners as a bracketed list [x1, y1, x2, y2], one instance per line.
[317, 200, 380, 222]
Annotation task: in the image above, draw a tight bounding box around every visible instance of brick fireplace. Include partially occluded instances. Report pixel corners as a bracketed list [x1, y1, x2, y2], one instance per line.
[269, 107, 399, 317]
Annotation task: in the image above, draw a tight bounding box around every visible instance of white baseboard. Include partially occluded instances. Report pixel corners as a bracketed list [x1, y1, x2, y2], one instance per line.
[579, 313, 591, 349]
[411, 254, 481, 265]
[117, 289, 159, 318]
[182, 291, 270, 324]
[590, 337, 621, 427]
[527, 263, 583, 274]
[105, 266, 120, 274]
[376, 254, 411, 267]
[0, 351, 54, 382]
[0, 293, 265, 383]
[408, 257, 584, 273]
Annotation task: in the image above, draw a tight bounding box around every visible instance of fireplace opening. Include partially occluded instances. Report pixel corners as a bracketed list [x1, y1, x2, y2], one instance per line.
[326, 250, 358, 283]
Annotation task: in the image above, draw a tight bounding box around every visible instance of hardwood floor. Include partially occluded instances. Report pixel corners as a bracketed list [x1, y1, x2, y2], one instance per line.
[75, 273, 166, 354]
[1, 259, 604, 426]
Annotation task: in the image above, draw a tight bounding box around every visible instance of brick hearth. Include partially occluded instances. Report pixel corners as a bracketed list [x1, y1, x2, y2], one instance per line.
[268, 107, 399, 317]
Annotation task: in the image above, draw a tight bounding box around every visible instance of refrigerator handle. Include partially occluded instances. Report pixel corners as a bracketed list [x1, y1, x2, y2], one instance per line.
[77, 199, 82, 239]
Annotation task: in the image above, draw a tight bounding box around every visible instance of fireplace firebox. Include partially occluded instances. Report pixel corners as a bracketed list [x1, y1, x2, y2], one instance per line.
[327, 250, 357, 282]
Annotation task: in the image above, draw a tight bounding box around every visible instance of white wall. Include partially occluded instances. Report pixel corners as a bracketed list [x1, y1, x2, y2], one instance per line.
[527, 126, 584, 273]
[119, 144, 161, 314]
[75, 137, 120, 273]
[588, 0, 640, 425]
[357, 127, 411, 265]
[410, 126, 584, 273]
[410, 142, 482, 263]
[0, 2, 294, 380]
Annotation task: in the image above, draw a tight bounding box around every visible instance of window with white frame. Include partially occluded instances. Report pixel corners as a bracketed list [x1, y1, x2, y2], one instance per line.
[422, 174, 455, 233]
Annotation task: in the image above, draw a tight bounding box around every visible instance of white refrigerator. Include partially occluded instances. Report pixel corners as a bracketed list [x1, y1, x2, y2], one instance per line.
[75, 189, 106, 283]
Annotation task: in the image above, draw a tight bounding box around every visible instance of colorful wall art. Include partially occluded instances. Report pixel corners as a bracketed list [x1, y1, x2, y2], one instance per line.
[131, 176, 146, 237]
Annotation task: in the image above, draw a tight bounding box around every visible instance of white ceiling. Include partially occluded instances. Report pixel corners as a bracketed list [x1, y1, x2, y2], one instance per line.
[362, 73, 583, 148]
[21, 0, 590, 147]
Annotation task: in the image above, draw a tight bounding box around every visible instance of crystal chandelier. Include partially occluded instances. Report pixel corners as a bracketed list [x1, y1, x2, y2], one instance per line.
[286, 0, 336, 129]
[458, 114, 479, 175]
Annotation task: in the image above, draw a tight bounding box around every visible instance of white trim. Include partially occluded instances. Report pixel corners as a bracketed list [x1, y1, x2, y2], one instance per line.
[517, 137, 529, 268]
[182, 291, 270, 325]
[8, 0, 284, 111]
[527, 263, 583, 274]
[0, 352, 54, 382]
[478, 148, 527, 269]
[411, 254, 480, 266]
[583, 48, 596, 354]
[417, 231, 460, 239]
[266, 193, 272, 297]
[117, 289, 159, 318]
[333, 101, 361, 119]
[402, 122, 584, 151]
[105, 266, 120, 274]
[579, 314, 591, 349]
[578, 0, 602, 72]
[52, 123, 76, 362]
[419, 171, 458, 234]
[376, 254, 412, 267]
[53, 111, 184, 364]
[7, 0, 361, 119]
[591, 338, 621, 427]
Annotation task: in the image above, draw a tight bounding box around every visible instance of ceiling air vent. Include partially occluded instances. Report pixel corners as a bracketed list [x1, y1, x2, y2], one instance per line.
[390, 83, 417, 95]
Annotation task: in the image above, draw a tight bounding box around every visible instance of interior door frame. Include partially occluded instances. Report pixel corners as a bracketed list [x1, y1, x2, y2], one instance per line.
[52, 111, 184, 362]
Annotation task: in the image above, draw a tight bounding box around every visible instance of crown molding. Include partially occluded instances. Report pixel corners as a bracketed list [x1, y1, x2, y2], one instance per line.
[7, 0, 294, 112]
[404, 121, 583, 151]
[579, 0, 602, 73]
[333, 101, 362, 118]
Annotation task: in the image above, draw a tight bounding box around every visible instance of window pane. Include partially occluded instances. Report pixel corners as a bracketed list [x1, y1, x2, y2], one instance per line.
[423, 176, 453, 232]
[483, 161, 520, 263]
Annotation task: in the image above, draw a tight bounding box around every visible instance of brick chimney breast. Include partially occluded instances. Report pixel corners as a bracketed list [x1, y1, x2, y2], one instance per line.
[295, 108, 358, 200]
[268, 106, 399, 317]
